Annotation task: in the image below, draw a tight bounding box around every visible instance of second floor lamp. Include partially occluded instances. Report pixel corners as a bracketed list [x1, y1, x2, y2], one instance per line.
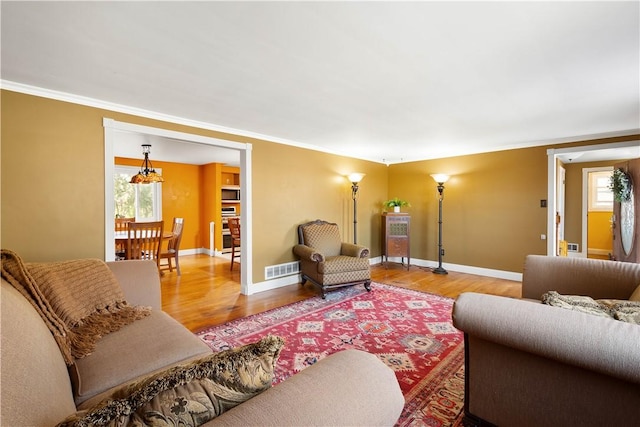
[431, 174, 450, 274]
[348, 173, 366, 244]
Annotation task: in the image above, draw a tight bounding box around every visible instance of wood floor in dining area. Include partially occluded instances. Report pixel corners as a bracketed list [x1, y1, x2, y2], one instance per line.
[160, 254, 522, 333]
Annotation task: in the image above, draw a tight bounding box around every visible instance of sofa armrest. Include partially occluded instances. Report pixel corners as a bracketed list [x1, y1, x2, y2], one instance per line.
[453, 292, 640, 384]
[293, 244, 324, 262]
[208, 349, 404, 426]
[522, 255, 640, 300]
[341, 242, 370, 258]
[107, 260, 162, 311]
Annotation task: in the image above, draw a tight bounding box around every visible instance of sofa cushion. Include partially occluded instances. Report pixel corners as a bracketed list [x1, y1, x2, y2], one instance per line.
[58, 336, 284, 427]
[71, 310, 212, 407]
[630, 283, 640, 301]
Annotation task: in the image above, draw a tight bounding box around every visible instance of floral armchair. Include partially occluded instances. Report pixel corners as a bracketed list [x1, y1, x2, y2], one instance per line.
[293, 220, 371, 298]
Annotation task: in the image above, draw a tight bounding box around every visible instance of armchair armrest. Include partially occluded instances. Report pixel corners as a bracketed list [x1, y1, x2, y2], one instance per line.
[293, 244, 325, 262]
[453, 292, 640, 384]
[341, 243, 370, 258]
[107, 260, 162, 311]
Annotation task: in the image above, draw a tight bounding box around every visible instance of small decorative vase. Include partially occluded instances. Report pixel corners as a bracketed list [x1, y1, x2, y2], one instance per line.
[393, 206, 401, 213]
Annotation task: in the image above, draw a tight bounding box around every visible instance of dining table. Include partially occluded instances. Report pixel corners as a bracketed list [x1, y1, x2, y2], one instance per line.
[114, 230, 175, 244]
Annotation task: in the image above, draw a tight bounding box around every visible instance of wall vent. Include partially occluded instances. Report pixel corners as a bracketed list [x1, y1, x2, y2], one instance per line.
[265, 261, 300, 280]
[567, 243, 579, 252]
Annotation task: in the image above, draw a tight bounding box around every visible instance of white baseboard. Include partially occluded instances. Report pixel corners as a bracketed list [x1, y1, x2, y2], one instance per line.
[247, 274, 301, 295]
[247, 257, 522, 295]
[588, 248, 611, 256]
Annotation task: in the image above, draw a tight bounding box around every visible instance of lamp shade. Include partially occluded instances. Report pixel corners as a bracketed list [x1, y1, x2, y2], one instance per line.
[431, 174, 450, 184]
[130, 144, 164, 184]
[348, 173, 366, 184]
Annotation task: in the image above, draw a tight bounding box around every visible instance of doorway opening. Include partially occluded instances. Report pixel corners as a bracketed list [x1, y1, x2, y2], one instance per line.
[546, 139, 639, 257]
[583, 167, 614, 259]
[103, 118, 254, 294]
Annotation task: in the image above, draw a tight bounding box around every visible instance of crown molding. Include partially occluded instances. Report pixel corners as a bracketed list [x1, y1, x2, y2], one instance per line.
[3, 80, 637, 165]
[1, 80, 376, 162]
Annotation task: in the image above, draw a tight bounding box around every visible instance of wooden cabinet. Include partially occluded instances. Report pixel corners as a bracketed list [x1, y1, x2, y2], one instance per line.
[382, 213, 410, 269]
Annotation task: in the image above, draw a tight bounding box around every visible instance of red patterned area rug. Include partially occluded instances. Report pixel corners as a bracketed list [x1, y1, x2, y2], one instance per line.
[197, 283, 465, 426]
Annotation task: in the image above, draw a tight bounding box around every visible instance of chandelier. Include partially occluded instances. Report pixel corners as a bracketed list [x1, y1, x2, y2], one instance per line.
[129, 144, 164, 184]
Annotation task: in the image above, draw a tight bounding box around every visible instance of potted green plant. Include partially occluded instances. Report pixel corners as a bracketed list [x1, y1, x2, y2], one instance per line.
[383, 197, 410, 213]
[609, 168, 633, 203]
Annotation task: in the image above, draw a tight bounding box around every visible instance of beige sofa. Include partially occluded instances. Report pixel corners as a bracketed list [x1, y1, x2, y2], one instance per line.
[1, 259, 404, 426]
[453, 255, 640, 427]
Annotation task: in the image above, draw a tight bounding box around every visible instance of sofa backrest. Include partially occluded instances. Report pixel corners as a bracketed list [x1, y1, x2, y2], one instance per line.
[522, 255, 640, 300]
[1, 280, 77, 426]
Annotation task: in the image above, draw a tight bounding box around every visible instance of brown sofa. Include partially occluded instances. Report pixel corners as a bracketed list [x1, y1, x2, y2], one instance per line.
[453, 255, 640, 427]
[1, 259, 404, 426]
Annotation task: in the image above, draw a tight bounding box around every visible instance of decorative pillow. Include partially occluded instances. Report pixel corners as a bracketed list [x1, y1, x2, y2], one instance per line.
[542, 292, 640, 325]
[57, 335, 285, 427]
[599, 299, 640, 324]
[541, 291, 612, 319]
[612, 304, 640, 324]
[629, 284, 640, 302]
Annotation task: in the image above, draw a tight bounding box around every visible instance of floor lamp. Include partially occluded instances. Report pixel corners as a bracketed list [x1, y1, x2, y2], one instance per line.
[431, 174, 450, 274]
[348, 173, 365, 244]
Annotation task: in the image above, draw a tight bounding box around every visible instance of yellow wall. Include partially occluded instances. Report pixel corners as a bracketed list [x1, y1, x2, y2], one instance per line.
[0, 90, 388, 284]
[587, 211, 613, 254]
[2, 90, 638, 282]
[563, 160, 624, 247]
[387, 148, 549, 271]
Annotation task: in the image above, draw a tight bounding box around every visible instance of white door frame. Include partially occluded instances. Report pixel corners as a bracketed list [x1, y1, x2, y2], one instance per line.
[582, 167, 614, 259]
[104, 118, 253, 294]
[546, 140, 639, 257]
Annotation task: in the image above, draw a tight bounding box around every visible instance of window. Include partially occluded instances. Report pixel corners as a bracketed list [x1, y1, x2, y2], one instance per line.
[588, 170, 613, 211]
[114, 166, 162, 221]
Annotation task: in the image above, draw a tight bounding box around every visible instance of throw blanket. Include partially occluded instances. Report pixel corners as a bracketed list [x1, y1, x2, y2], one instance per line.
[1, 249, 150, 365]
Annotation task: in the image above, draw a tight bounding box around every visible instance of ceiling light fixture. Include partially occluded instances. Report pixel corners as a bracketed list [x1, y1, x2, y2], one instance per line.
[130, 144, 164, 184]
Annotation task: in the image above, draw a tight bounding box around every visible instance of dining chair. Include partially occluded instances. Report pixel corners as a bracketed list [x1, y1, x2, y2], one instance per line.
[228, 217, 241, 271]
[114, 217, 134, 260]
[126, 220, 164, 270]
[159, 217, 184, 275]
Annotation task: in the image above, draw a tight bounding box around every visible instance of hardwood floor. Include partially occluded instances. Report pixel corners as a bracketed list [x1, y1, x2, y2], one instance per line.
[160, 254, 522, 333]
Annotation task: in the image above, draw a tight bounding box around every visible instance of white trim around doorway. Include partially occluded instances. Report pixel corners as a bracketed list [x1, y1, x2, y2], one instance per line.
[103, 118, 254, 294]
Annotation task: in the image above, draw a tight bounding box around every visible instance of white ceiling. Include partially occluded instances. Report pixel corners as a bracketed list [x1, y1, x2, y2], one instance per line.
[113, 130, 240, 166]
[1, 1, 639, 165]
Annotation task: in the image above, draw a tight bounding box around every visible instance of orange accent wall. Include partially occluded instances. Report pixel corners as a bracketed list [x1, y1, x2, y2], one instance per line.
[200, 162, 222, 252]
[116, 157, 222, 251]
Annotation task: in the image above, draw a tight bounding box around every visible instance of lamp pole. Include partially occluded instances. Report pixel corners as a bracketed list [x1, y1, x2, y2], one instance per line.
[352, 183, 359, 244]
[431, 174, 450, 275]
[347, 173, 365, 245]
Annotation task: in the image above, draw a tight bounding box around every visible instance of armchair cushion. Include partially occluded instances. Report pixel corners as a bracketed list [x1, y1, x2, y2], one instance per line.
[319, 256, 370, 274]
